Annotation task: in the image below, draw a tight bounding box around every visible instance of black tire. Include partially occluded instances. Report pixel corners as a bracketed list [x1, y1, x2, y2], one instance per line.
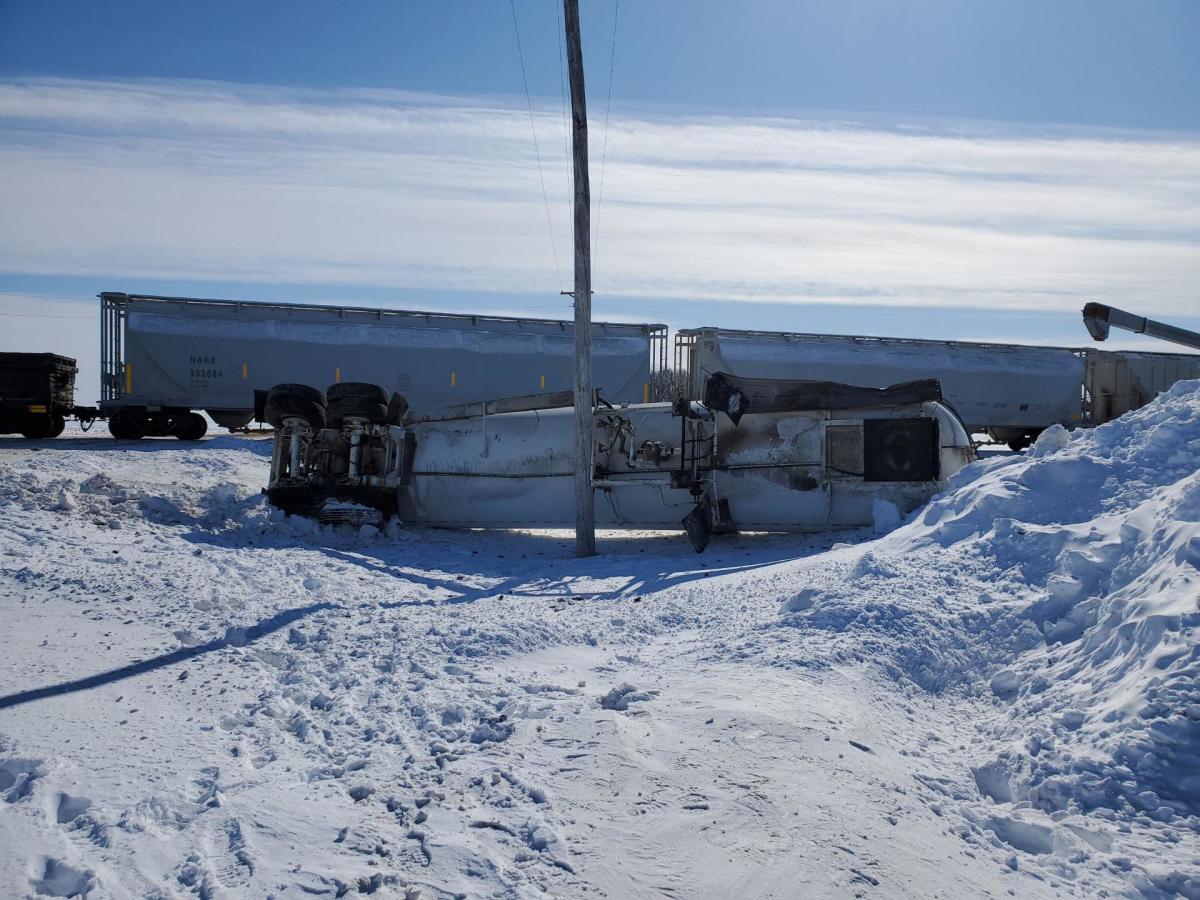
[267, 383, 326, 407]
[327, 397, 388, 428]
[386, 392, 409, 425]
[19, 413, 63, 439]
[327, 382, 388, 405]
[1007, 434, 1033, 452]
[264, 396, 326, 430]
[173, 412, 208, 441]
[108, 412, 146, 440]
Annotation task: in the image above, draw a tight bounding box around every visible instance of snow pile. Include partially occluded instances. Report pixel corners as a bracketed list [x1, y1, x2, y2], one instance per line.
[2, 389, 1198, 897]
[919, 381, 1200, 823]
[0, 442, 413, 550]
[778, 380, 1200, 828]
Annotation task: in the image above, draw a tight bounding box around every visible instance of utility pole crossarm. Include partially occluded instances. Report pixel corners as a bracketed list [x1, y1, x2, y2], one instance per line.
[564, 0, 596, 557]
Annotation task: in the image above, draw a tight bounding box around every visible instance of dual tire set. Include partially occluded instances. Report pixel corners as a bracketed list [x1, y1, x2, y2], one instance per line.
[263, 382, 407, 430]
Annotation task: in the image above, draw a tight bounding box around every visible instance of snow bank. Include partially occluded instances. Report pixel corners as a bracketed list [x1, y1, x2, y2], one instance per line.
[917, 381, 1200, 823]
[0, 441, 414, 551]
[777, 380, 1200, 827]
[2, 387, 1197, 897]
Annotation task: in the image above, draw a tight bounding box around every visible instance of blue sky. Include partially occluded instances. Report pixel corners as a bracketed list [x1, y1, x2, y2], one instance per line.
[1, 0, 1198, 400]
[4, 0, 1197, 128]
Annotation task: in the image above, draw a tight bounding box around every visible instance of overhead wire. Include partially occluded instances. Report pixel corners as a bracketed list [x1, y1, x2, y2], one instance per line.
[0, 312, 95, 320]
[508, 0, 564, 290]
[592, 0, 621, 282]
[0, 293, 96, 320]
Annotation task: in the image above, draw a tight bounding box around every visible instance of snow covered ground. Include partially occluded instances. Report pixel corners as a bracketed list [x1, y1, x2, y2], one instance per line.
[1, 385, 1198, 898]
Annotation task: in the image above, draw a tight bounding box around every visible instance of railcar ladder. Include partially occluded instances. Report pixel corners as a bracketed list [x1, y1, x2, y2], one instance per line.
[99, 292, 129, 402]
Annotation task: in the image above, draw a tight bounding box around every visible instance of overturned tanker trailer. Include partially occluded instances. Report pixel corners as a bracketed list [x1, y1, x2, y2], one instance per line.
[263, 373, 975, 550]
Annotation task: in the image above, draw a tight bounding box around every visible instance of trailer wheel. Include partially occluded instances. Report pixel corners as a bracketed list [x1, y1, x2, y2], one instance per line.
[264, 385, 326, 430]
[327, 396, 388, 428]
[264, 398, 325, 430]
[108, 412, 146, 440]
[173, 412, 208, 441]
[268, 383, 326, 408]
[327, 382, 388, 405]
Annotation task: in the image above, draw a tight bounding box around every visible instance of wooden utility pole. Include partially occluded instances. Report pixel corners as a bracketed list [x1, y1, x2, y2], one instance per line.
[564, 0, 596, 557]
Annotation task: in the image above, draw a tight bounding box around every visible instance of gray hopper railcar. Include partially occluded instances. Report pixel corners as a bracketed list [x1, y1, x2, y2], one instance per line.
[99, 292, 666, 439]
[675, 328, 1200, 450]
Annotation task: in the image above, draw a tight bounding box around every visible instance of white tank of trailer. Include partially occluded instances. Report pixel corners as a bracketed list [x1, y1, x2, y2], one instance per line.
[680, 329, 1085, 438]
[397, 398, 973, 532]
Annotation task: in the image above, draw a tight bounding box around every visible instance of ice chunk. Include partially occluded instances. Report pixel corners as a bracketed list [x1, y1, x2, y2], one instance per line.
[1030, 423, 1070, 458]
[600, 683, 653, 711]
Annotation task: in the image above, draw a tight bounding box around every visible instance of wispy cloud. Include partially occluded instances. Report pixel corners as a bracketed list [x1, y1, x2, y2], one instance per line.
[1, 77, 1197, 314]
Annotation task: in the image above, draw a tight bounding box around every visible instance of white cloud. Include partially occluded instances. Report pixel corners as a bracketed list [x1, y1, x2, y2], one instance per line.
[1, 77, 1197, 315]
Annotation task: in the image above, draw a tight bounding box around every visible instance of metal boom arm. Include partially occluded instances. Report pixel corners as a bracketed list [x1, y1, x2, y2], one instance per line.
[1082, 302, 1200, 352]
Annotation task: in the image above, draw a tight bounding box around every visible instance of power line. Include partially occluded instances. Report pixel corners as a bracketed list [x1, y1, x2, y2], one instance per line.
[0, 292, 94, 304]
[0, 312, 95, 320]
[593, 0, 621, 282]
[509, 0, 564, 290]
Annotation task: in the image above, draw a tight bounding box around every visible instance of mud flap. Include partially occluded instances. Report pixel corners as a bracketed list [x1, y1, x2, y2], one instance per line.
[682, 500, 713, 553]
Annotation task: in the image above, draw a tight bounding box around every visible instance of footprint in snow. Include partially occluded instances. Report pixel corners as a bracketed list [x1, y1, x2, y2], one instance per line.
[31, 857, 96, 898]
[55, 792, 110, 848]
[0, 755, 44, 803]
[211, 818, 254, 887]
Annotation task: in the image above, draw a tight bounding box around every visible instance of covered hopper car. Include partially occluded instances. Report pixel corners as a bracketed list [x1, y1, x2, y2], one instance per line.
[675, 328, 1200, 449]
[99, 292, 666, 439]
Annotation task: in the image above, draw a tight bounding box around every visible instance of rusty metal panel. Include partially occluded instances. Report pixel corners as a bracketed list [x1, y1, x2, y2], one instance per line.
[825, 423, 864, 479]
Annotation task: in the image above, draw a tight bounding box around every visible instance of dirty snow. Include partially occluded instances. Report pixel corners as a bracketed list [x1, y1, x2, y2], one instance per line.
[1, 384, 1198, 898]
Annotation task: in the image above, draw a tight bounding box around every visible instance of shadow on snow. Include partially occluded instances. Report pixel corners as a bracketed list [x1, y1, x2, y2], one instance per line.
[0, 602, 336, 711]
[0, 435, 273, 456]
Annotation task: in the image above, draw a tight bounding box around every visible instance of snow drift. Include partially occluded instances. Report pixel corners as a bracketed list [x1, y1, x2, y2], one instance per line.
[779, 379, 1200, 826]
